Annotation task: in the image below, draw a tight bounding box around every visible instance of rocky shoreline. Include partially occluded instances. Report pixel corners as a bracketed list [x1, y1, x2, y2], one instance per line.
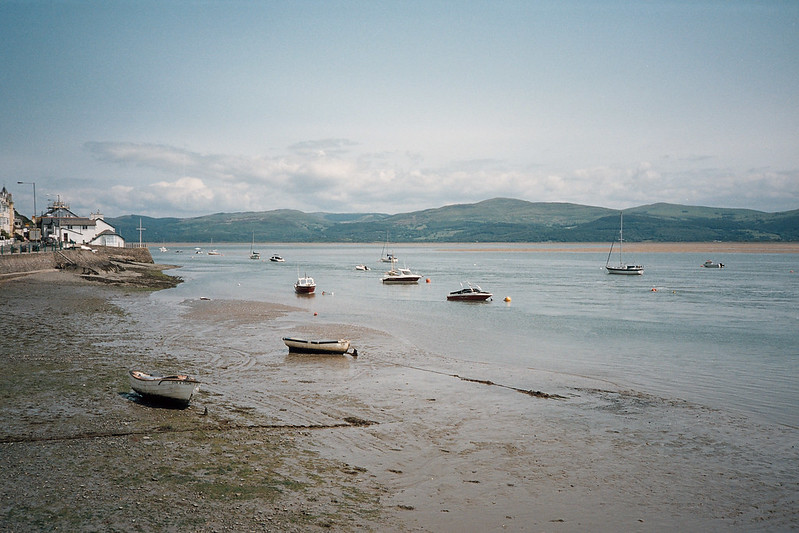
[0, 246, 182, 289]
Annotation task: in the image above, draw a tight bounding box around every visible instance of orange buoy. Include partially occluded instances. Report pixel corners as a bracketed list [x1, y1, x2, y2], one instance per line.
[504, 296, 511, 302]
[651, 288, 657, 292]
[313, 312, 318, 316]
[426, 278, 431, 283]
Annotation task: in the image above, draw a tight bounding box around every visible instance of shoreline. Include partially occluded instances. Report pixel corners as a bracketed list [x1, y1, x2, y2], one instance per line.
[156, 241, 799, 253]
[2, 270, 797, 531]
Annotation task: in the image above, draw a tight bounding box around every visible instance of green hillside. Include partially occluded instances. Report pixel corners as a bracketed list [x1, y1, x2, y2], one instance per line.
[108, 198, 799, 243]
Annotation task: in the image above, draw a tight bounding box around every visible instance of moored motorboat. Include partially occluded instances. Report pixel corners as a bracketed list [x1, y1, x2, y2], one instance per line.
[270, 254, 285, 262]
[128, 370, 200, 405]
[381, 259, 421, 284]
[282, 337, 356, 356]
[702, 260, 724, 268]
[447, 282, 493, 301]
[294, 272, 316, 294]
[355, 264, 370, 271]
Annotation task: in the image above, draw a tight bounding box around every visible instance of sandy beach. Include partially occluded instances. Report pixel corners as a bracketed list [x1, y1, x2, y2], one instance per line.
[1, 266, 797, 532]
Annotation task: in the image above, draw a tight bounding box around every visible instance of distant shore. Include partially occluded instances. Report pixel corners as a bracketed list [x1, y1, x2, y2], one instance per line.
[158, 241, 799, 254]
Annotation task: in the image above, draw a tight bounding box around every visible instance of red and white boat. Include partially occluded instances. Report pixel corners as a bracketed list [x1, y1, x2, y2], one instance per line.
[447, 282, 493, 301]
[294, 272, 316, 294]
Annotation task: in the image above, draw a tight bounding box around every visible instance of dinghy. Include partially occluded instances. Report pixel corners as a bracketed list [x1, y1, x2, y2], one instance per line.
[128, 370, 200, 405]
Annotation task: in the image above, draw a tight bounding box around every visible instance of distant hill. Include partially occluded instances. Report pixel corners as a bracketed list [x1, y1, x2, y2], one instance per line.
[108, 198, 799, 243]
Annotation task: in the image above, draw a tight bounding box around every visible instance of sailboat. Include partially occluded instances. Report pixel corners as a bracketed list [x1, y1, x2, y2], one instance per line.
[249, 232, 260, 260]
[379, 231, 396, 263]
[605, 211, 643, 275]
[207, 238, 222, 255]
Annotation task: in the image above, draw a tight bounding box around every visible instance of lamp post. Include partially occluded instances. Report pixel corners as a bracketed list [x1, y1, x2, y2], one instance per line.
[16, 181, 36, 221]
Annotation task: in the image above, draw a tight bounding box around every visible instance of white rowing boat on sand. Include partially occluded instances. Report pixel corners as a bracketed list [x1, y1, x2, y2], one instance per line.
[128, 370, 200, 405]
[282, 337, 357, 356]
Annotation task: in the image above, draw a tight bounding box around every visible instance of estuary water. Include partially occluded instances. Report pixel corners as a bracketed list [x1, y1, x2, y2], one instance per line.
[150, 242, 799, 429]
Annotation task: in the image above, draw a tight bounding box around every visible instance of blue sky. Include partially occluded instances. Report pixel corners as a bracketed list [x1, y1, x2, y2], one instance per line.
[2, 1, 797, 218]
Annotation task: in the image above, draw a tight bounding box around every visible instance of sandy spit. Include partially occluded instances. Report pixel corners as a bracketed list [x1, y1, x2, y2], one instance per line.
[446, 242, 799, 254]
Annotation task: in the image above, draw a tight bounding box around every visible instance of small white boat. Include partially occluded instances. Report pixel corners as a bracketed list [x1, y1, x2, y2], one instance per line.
[208, 249, 222, 256]
[355, 264, 370, 271]
[128, 370, 200, 405]
[270, 254, 285, 262]
[702, 260, 724, 268]
[294, 272, 316, 294]
[605, 211, 643, 275]
[282, 337, 355, 355]
[447, 282, 493, 301]
[381, 259, 421, 284]
[159, 246, 168, 253]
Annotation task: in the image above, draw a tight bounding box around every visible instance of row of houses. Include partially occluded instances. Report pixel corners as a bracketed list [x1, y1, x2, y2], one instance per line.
[1, 187, 126, 248]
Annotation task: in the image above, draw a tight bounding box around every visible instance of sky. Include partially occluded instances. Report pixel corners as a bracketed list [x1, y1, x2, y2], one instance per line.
[2, 0, 798, 219]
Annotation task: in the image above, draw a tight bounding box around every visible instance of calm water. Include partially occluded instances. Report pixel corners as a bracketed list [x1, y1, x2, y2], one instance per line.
[149, 243, 799, 428]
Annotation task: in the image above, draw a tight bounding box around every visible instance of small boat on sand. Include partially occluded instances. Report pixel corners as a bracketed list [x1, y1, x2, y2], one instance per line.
[128, 370, 200, 405]
[702, 260, 724, 268]
[447, 282, 493, 301]
[282, 337, 357, 356]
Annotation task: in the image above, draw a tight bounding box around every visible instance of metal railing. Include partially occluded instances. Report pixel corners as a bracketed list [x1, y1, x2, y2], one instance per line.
[0, 242, 68, 255]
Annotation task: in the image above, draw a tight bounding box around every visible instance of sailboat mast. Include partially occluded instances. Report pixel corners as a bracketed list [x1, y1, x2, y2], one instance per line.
[619, 211, 623, 265]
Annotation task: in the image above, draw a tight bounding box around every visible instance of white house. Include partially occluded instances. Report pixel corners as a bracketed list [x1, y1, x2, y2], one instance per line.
[39, 200, 125, 247]
[0, 187, 13, 243]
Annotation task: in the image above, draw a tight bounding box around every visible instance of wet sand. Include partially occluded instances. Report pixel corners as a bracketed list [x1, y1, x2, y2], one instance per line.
[1, 269, 797, 531]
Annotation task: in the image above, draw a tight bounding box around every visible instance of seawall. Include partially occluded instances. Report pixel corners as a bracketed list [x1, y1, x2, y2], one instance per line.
[0, 246, 154, 277]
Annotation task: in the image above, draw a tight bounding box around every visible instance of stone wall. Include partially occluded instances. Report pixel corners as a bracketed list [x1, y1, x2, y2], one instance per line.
[0, 246, 154, 276]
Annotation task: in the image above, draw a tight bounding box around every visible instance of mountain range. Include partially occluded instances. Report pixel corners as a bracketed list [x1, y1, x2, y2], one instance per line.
[108, 198, 799, 243]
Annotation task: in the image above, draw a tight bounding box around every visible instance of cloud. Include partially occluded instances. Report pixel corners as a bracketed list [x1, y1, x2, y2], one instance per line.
[150, 177, 214, 205]
[80, 141, 799, 217]
[288, 138, 359, 157]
